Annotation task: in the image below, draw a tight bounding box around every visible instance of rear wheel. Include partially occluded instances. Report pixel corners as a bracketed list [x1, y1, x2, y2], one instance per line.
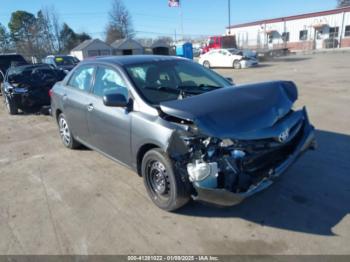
[58, 113, 81, 149]
[4, 95, 18, 115]
[142, 149, 191, 211]
[203, 60, 211, 69]
[233, 60, 241, 69]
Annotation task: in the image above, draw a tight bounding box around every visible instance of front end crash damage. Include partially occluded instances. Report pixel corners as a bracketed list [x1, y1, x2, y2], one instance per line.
[167, 108, 316, 206]
[5, 65, 66, 109]
[163, 81, 317, 206]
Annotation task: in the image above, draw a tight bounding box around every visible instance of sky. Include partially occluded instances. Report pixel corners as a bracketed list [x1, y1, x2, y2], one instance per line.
[0, 0, 336, 39]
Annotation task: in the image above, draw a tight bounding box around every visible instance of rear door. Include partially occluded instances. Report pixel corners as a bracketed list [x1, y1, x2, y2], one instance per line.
[219, 50, 233, 67]
[63, 64, 96, 143]
[208, 50, 221, 67]
[86, 65, 132, 165]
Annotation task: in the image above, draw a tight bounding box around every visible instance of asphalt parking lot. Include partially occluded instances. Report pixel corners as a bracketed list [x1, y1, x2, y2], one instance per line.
[0, 52, 349, 255]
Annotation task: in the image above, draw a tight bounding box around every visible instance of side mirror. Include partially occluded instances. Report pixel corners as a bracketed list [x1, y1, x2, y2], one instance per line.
[226, 77, 234, 85]
[103, 93, 128, 107]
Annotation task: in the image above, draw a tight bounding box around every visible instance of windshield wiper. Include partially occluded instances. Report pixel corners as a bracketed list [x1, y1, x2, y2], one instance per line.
[144, 86, 180, 94]
[198, 84, 221, 89]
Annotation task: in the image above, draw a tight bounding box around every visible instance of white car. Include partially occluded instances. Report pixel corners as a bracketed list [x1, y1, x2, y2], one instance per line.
[199, 48, 258, 69]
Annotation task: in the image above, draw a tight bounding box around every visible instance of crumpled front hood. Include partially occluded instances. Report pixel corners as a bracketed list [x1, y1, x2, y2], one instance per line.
[160, 81, 298, 139]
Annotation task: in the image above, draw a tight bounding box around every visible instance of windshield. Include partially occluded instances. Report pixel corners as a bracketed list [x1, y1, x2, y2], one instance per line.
[125, 60, 231, 105]
[54, 56, 76, 66]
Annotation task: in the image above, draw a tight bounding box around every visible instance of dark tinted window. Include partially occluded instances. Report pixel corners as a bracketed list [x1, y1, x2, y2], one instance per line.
[68, 65, 95, 92]
[299, 30, 308, 40]
[345, 26, 350, 37]
[93, 67, 128, 98]
[282, 32, 290, 42]
[329, 27, 339, 38]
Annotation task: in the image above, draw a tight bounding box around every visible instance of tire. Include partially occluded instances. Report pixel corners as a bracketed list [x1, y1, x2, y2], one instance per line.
[203, 60, 211, 69]
[142, 148, 191, 211]
[4, 95, 18, 115]
[58, 113, 81, 149]
[233, 60, 241, 69]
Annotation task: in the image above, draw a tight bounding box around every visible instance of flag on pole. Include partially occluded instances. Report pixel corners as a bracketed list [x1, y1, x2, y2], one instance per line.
[168, 0, 180, 7]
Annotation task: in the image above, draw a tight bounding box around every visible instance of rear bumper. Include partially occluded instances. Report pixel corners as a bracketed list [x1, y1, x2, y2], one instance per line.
[192, 108, 316, 206]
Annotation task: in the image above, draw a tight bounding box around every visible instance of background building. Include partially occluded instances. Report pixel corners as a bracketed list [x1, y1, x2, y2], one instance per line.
[227, 7, 350, 51]
[70, 39, 113, 60]
[111, 39, 144, 55]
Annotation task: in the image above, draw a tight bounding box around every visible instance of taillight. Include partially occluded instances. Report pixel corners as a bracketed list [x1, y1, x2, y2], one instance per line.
[49, 89, 53, 97]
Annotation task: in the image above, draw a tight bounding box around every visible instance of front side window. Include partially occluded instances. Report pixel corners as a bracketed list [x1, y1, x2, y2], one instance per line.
[93, 67, 128, 98]
[68, 65, 95, 92]
[126, 60, 230, 105]
[299, 30, 308, 41]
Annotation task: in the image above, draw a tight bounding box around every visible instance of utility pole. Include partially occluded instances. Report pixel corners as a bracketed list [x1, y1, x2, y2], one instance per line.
[228, 0, 231, 35]
[180, 1, 184, 40]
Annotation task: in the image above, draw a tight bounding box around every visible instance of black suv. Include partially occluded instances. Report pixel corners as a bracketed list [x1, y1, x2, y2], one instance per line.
[0, 54, 28, 95]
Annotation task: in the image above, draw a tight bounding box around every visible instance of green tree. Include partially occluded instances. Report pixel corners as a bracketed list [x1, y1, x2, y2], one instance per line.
[8, 11, 37, 56]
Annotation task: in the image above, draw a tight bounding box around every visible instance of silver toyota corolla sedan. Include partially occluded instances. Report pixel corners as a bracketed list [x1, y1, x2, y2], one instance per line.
[51, 55, 316, 211]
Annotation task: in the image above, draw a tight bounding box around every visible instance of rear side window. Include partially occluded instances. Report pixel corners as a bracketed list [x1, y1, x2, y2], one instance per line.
[93, 67, 128, 98]
[68, 65, 95, 92]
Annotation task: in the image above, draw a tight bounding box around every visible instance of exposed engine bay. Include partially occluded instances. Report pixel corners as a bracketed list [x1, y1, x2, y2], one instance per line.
[166, 108, 316, 206]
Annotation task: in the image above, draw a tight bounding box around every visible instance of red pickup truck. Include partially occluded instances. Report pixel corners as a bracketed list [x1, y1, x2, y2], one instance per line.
[202, 35, 236, 54]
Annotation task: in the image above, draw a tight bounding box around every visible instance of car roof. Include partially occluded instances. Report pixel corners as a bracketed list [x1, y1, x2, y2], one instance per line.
[81, 55, 187, 67]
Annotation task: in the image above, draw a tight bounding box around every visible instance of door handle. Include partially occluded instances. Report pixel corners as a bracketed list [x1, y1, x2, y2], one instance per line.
[87, 103, 94, 112]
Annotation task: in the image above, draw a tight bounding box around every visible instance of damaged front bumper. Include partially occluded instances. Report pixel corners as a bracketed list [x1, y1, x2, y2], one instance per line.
[191, 108, 316, 206]
[11, 89, 51, 108]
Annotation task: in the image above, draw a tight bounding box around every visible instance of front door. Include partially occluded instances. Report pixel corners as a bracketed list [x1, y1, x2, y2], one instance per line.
[86, 66, 132, 166]
[315, 28, 324, 49]
[63, 65, 95, 142]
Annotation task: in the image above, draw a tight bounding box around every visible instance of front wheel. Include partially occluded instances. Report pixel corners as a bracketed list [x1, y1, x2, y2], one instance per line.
[4, 95, 18, 115]
[142, 149, 191, 211]
[233, 60, 241, 69]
